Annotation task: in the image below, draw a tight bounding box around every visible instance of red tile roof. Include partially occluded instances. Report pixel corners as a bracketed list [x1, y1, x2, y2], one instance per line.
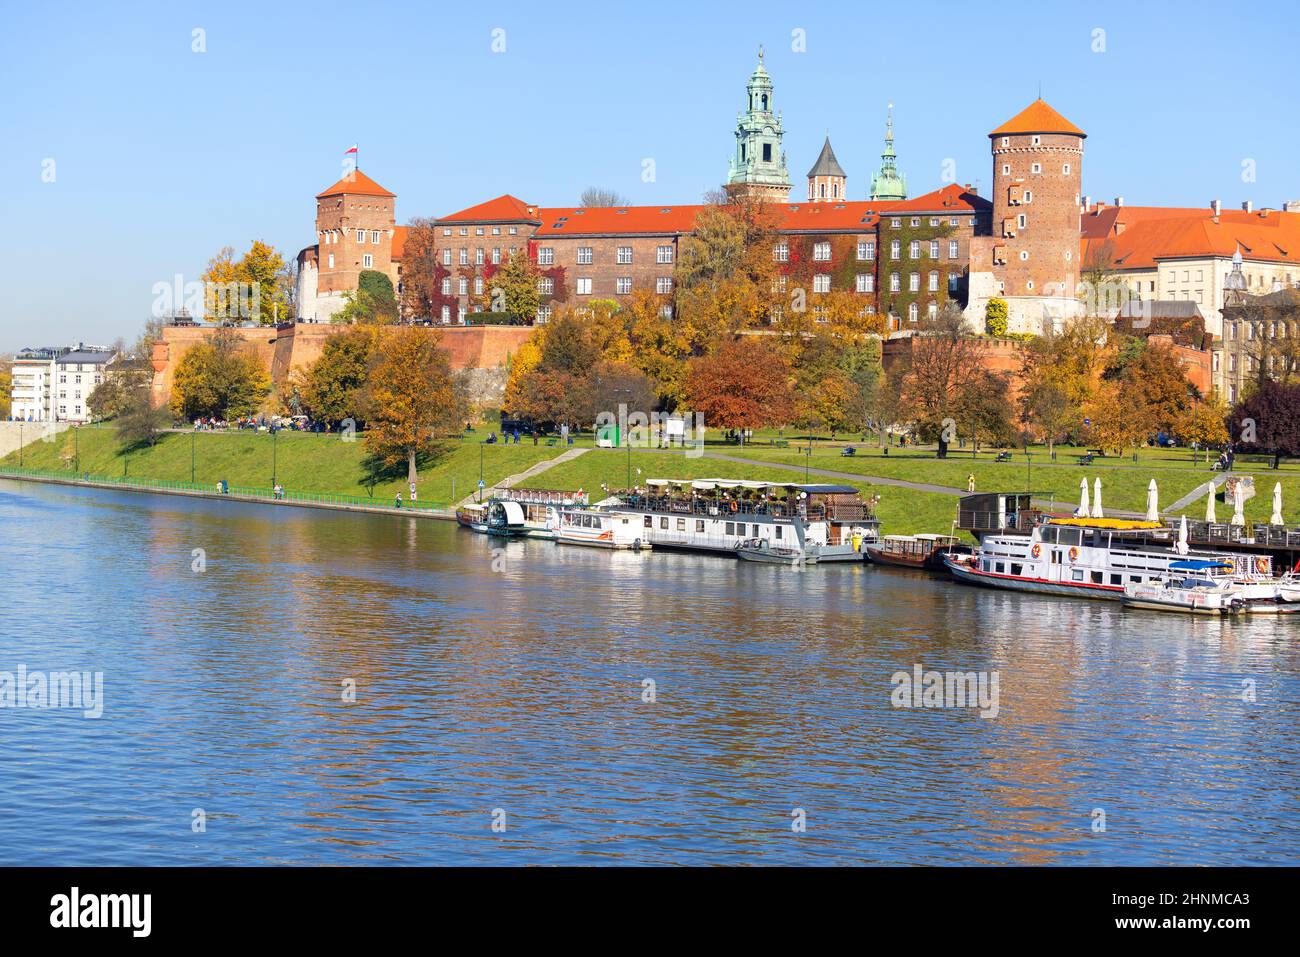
[391, 225, 408, 259]
[316, 169, 396, 199]
[1082, 207, 1300, 269]
[534, 204, 708, 236]
[437, 194, 539, 223]
[989, 99, 1085, 138]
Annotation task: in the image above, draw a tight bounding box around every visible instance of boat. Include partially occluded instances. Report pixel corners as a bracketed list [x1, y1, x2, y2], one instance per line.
[735, 538, 818, 564]
[1121, 561, 1246, 614]
[485, 500, 530, 538]
[487, 487, 589, 540]
[944, 516, 1278, 603]
[864, 534, 970, 571]
[555, 507, 649, 549]
[455, 503, 488, 533]
[607, 479, 877, 562]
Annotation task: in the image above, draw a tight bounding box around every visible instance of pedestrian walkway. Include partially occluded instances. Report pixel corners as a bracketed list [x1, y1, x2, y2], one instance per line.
[457, 446, 589, 507]
[1162, 473, 1229, 515]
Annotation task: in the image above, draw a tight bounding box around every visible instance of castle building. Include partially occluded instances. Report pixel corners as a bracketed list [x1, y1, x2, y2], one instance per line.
[806, 136, 847, 203]
[724, 50, 792, 204]
[869, 105, 907, 202]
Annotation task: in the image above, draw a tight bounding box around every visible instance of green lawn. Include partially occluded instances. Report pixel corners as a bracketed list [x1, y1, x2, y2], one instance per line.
[0, 425, 566, 507]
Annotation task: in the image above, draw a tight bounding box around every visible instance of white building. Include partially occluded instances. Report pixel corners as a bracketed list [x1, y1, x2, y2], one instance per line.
[9, 347, 65, 422]
[9, 343, 116, 423]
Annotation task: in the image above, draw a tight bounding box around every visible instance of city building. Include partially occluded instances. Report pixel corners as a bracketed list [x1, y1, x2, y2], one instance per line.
[9, 344, 115, 422]
[9, 347, 66, 422]
[1216, 249, 1300, 402]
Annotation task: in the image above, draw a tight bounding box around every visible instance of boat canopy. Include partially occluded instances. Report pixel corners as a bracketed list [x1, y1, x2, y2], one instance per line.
[1169, 559, 1233, 571]
[1050, 517, 1163, 530]
[490, 500, 526, 525]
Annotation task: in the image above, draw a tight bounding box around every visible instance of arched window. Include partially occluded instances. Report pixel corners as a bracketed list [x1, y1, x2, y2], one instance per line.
[761, 94, 768, 110]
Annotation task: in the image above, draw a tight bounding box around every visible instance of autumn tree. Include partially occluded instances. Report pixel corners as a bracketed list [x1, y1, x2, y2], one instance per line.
[985, 297, 1009, 336]
[360, 327, 468, 483]
[294, 325, 377, 427]
[1083, 380, 1153, 455]
[201, 241, 291, 325]
[88, 359, 152, 421]
[896, 304, 987, 448]
[1020, 379, 1074, 455]
[398, 217, 456, 321]
[116, 386, 172, 450]
[0, 359, 11, 418]
[170, 329, 271, 420]
[624, 290, 691, 405]
[503, 333, 545, 414]
[1178, 393, 1229, 461]
[1229, 381, 1300, 465]
[674, 199, 779, 347]
[478, 250, 542, 324]
[683, 337, 794, 442]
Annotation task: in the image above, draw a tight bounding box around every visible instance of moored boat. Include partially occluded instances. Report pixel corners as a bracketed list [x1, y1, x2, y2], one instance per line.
[485, 500, 530, 538]
[555, 507, 649, 549]
[455, 503, 489, 533]
[865, 533, 970, 571]
[1121, 561, 1245, 614]
[735, 538, 818, 564]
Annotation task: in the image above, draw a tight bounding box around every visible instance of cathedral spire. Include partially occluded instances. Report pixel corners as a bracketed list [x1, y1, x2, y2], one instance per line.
[724, 52, 792, 203]
[870, 103, 907, 201]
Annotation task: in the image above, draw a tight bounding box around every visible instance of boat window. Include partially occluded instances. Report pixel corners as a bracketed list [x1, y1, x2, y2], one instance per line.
[696, 520, 704, 532]
[1058, 527, 1082, 546]
[775, 526, 782, 539]
[752, 524, 760, 536]
[1011, 564, 1022, 576]
[996, 562, 1006, 574]
[982, 560, 991, 572]
[1041, 527, 1057, 544]
[1111, 574, 1122, 585]
[1091, 571, 1103, 584]
[676, 518, 686, 531]
[1130, 576, 1141, 583]
[1072, 569, 1085, 581]
[726, 522, 735, 535]
[660, 517, 669, 530]
[644, 516, 652, 528]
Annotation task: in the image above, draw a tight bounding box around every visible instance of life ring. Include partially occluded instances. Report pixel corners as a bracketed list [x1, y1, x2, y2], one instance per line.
[1255, 557, 1269, 575]
[1068, 546, 1079, 562]
[730, 500, 738, 513]
[1031, 544, 1041, 558]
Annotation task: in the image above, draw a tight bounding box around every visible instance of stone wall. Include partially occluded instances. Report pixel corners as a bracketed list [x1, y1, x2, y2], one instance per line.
[0, 420, 68, 459]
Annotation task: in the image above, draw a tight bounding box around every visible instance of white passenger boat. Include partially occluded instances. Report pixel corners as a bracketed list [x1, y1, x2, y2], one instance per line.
[735, 538, 818, 565]
[555, 507, 649, 549]
[944, 517, 1277, 602]
[455, 503, 489, 533]
[485, 500, 529, 538]
[486, 487, 588, 540]
[608, 479, 877, 562]
[1122, 561, 1246, 614]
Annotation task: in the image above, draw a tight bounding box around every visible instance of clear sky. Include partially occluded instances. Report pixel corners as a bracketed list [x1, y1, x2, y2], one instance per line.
[1, 0, 1295, 352]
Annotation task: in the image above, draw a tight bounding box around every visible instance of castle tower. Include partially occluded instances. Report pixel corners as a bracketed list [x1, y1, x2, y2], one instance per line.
[806, 135, 847, 202]
[725, 48, 792, 204]
[988, 98, 1086, 332]
[313, 168, 396, 320]
[869, 104, 907, 201]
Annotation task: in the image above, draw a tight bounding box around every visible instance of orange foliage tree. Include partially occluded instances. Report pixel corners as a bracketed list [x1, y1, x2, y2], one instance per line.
[683, 337, 794, 442]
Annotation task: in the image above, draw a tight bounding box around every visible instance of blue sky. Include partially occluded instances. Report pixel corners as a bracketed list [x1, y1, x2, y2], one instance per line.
[1, 0, 1295, 352]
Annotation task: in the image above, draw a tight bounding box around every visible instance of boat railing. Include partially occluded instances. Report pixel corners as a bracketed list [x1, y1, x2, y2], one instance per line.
[496, 487, 587, 506]
[614, 495, 876, 523]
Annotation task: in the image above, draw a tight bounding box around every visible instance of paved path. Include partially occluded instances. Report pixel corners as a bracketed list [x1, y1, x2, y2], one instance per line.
[456, 446, 589, 507]
[1163, 473, 1228, 515]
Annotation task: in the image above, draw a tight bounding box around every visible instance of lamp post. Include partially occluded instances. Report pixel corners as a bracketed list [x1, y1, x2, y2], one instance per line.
[191, 431, 196, 485]
[271, 427, 278, 488]
[74, 426, 79, 478]
[612, 387, 632, 490]
[18, 423, 22, 468]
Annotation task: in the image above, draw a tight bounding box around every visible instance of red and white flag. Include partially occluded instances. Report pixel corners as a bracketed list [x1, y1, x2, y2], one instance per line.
[344, 145, 358, 155]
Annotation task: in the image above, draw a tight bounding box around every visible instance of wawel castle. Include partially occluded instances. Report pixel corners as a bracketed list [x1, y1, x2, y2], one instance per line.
[295, 53, 1300, 398]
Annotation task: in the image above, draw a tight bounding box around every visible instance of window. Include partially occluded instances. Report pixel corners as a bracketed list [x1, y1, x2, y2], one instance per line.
[492, 248, 501, 264]
[538, 277, 554, 295]
[857, 240, 874, 260]
[371, 230, 380, 244]
[459, 227, 468, 236]
[909, 272, 920, 292]
[475, 227, 484, 236]
[890, 240, 901, 259]
[617, 246, 633, 264]
[442, 228, 452, 236]
[949, 274, 959, 293]
[441, 305, 451, 323]
[676, 518, 686, 531]
[656, 276, 674, 294]
[1001, 137, 1009, 147]
[813, 274, 830, 293]
[1031, 163, 1042, 174]
[616, 277, 632, 294]
[459, 248, 468, 266]
[725, 522, 735, 536]
[1020, 250, 1029, 260]
[1002, 164, 1010, 175]
[910, 217, 920, 227]
[643, 516, 653, 528]
[774, 242, 788, 262]
[509, 226, 518, 235]
[908, 302, 919, 322]
[949, 240, 959, 259]
[890, 272, 900, 292]
[536, 305, 552, 323]
[442, 249, 452, 266]
[475, 248, 484, 265]
[576, 278, 593, 295]
[1062, 163, 1071, 175]
[695, 520, 705, 532]
[657, 245, 674, 264]
[1031, 135, 1041, 146]
[890, 218, 901, 228]
[928, 271, 939, 292]
[473, 276, 483, 295]
[856, 274, 874, 293]
[659, 304, 673, 319]
[577, 247, 593, 264]
[441, 278, 451, 295]
[327, 253, 334, 268]
[909, 240, 920, 258]
[537, 247, 554, 265]
[813, 242, 831, 261]
[927, 302, 938, 319]
[930, 240, 939, 258]
[1018, 214, 1027, 229]
[458, 278, 468, 296]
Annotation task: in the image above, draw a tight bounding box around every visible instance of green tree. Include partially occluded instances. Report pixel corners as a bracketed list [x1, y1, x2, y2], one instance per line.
[335, 269, 399, 324]
[480, 250, 542, 325]
[170, 329, 271, 420]
[0, 359, 11, 419]
[116, 387, 172, 449]
[985, 297, 1009, 337]
[296, 325, 377, 427]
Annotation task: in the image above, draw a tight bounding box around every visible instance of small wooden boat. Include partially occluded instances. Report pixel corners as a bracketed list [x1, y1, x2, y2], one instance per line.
[865, 534, 969, 571]
[455, 503, 488, 533]
[556, 507, 649, 549]
[735, 538, 818, 565]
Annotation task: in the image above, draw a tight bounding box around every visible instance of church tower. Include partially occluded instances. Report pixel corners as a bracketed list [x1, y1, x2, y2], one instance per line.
[869, 104, 907, 201]
[806, 136, 847, 202]
[725, 49, 792, 204]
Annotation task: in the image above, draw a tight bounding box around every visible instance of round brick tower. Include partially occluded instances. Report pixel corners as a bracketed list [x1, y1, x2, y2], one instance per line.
[988, 99, 1085, 332]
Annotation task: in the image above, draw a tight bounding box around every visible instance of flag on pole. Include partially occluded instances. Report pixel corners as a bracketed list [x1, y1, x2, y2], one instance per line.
[344, 145, 358, 155]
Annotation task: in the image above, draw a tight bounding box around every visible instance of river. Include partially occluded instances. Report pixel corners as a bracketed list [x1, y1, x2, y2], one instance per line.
[0, 479, 1295, 865]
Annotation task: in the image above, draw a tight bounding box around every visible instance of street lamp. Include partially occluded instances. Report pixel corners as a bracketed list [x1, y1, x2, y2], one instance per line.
[18, 423, 22, 468]
[271, 427, 278, 488]
[191, 431, 196, 485]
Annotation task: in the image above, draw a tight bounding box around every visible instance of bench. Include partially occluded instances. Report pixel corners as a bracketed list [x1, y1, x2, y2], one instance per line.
[994, 451, 1012, 463]
[1077, 453, 1096, 466]
[840, 447, 856, 457]
[772, 440, 789, 448]
[545, 438, 558, 447]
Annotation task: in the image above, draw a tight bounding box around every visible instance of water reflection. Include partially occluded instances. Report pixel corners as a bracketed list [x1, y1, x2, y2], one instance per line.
[0, 480, 1295, 865]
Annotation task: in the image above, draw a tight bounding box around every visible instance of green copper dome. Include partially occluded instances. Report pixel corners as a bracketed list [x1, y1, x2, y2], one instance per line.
[869, 103, 907, 202]
[726, 47, 791, 197]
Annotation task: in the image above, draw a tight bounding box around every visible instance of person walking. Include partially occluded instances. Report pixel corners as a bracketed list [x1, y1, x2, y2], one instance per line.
[395, 492, 403, 509]
[967, 474, 976, 493]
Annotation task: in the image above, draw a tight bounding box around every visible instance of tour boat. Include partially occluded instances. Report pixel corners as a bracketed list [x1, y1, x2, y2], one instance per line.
[1121, 562, 1246, 615]
[482, 487, 589, 540]
[864, 533, 970, 571]
[485, 500, 529, 538]
[555, 507, 649, 549]
[455, 503, 488, 533]
[607, 479, 877, 562]
[943, 517, 1276, 602]
[735, 538, 818, 565]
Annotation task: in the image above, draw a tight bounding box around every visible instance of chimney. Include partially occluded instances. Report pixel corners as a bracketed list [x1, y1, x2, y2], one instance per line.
[1285, 200, 1300, 214]
[1242, 200, 1253, 213]
[1114, 196, 1124, 207]
[1211, 199, 1221, 216]
[1083, 194, 1092, 210]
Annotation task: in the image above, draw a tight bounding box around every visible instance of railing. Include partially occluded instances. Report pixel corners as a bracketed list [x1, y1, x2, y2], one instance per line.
[1168, 519, 1300, 549]
[613, 494, 877, 522]
[495, 487, 588, 506]
[0, 467, 450, 513]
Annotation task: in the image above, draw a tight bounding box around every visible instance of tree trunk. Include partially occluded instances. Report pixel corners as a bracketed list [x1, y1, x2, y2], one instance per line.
[407, 446, 417, 484]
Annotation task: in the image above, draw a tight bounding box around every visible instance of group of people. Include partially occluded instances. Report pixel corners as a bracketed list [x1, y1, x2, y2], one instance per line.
[1212, 448, 1236, 472]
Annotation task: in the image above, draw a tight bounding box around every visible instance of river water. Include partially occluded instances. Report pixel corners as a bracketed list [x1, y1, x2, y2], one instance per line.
[0, 479, 1295, 865]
